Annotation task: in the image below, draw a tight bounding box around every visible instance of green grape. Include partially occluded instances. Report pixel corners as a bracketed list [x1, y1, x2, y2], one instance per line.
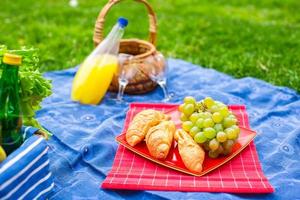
[228, 112, 236, 119]
[219, 106, 229, 117]
[217, 144, 224, 154]
[233, 118, 238, 125]
[183, 104, 195, 116]
[209, 105, 219, 113]
[203, 127, 216, 139]
[215, 101, 226, 107]
[203, 112, 212, 118]
[198, 112, 206, 119]
[228, 114, 237, 122]
[189, 113, 200, 123]
[222, 150, 231, 156]
[223, 140, 235, 154]
[194, 132, 207, 143]
[203, 141, 210, 151]
[223, 117, 236, 128]
[180, 113, 188, 122]
[232, 118, 238, 124]
[231, 124, 239, 129]
[212, 112, 223, 123]
[190, 126, 200, 137]
[203, 118, 214, 128]
[214, 123, 223, 132]
[216, 131, 227, 142]
[182, 121, 193, 132]
[195, 118, 204, 128]
[209, 139, 220, 151]
[184, 96, 196, 105]
[208, 150, 219, 158]
[178, 103, 185, 112]
[225, 128, 237, 140]
[231, 125, 240, 137]
[204, 97, 214, 108]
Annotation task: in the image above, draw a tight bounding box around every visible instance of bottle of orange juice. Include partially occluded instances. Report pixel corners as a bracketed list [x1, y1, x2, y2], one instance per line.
[71, 17, 128, 105]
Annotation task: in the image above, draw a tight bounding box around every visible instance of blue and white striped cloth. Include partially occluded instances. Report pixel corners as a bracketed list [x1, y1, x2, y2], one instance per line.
[0, 127, 53, 200]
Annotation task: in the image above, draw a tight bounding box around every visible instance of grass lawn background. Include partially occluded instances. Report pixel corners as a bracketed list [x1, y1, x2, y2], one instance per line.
[0, 0, 299, 92]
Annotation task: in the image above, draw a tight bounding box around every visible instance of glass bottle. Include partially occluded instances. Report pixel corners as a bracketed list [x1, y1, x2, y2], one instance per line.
[71, 17, 128, 105]
[0, 53, 23, 155]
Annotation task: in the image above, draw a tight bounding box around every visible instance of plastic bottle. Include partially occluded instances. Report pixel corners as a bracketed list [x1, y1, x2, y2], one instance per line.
[0, 53, 23, 155]
[71, 17, 128, 105]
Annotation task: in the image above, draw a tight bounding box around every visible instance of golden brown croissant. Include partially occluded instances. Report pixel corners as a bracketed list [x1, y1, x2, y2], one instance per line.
[126, 109, 170, 146]
[175, 129, 205, 173]
[145, 121, 175, 160]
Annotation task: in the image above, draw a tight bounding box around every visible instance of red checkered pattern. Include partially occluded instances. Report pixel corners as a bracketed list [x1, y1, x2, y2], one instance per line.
[101, 103, 274, 193]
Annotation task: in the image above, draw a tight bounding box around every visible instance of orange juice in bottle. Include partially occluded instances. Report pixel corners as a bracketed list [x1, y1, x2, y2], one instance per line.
[72, 54, 118, 104]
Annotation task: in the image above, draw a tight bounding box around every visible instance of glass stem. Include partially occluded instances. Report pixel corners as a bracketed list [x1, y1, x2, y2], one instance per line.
[158, 80, 170, 102]
[117, 81, 128, 101]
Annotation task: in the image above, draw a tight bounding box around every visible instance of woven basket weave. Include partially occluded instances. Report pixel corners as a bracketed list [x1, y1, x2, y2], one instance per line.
[93, 0, 162, 94]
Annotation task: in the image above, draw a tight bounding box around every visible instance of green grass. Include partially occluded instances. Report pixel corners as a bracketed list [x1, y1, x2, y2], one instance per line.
[0, 0, 300, 92]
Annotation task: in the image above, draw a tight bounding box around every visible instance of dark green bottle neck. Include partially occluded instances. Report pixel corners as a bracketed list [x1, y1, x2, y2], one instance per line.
[2, 63, 19, 74]
[2, 64, 19, 82]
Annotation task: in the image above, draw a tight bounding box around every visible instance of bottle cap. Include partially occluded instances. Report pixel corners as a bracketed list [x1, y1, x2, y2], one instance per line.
[118, 17, 128, 28]
[3, 53, 22, 66]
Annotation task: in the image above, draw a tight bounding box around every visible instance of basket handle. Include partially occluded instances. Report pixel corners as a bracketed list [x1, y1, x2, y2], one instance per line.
[93, 0, 157, 47]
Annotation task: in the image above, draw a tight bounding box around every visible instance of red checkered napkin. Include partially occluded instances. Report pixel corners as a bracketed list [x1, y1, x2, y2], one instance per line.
[101, 103, 274, 193]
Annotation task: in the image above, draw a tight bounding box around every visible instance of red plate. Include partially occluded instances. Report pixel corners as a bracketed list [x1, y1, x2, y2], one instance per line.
[116, 105, 257, 176]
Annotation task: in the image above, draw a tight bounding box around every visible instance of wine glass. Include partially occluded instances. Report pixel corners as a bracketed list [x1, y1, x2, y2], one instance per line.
[117, 55, 137, 101]
[145, 53, 172, 102]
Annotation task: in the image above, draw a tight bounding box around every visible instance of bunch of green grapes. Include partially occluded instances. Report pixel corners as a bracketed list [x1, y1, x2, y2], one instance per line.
[179, 96, 240, 158]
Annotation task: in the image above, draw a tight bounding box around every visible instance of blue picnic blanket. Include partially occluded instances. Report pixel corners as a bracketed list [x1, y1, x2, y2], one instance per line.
[38, 59, 300, 199]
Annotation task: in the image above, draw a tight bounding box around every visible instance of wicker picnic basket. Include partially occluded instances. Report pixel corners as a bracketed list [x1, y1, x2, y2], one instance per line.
[93, 0, 163, 94]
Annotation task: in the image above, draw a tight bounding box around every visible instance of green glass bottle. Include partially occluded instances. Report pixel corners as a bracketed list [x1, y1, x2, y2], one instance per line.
[0, 53, 23, 155]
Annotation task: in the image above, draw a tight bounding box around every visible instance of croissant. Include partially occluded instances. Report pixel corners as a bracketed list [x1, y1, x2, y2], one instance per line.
[145, 121, 175, 160]
[175, 129, 205, 173]
[126, 109, 170, 146]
